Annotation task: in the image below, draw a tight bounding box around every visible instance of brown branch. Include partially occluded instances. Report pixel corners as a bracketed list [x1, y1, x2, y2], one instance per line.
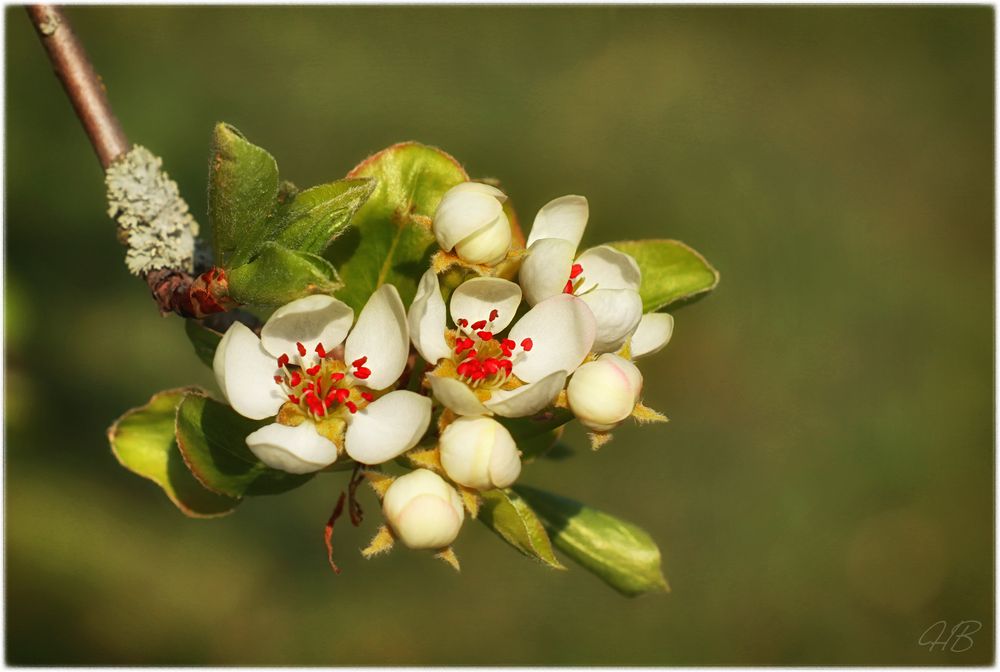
[26, 5, 128, 169]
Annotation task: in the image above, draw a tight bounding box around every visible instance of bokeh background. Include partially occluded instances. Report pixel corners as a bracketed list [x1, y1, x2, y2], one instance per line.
[5, 5, 994, 665]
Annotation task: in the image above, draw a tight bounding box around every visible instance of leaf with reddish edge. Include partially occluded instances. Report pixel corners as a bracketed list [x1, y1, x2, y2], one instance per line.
[608, 239, 720, 312]
[174, 392, 313, 498]
[109, 388, 239, 518]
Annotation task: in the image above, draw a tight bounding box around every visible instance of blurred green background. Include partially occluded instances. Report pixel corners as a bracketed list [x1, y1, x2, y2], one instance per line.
[5, 5, 994, 665]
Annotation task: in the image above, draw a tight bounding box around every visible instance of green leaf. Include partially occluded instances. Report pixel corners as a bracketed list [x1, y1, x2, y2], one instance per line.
[609, 239, 719, 312]
[175, 392, 313, 498]
[209, 123, 280, 268]
[109, 388, 239, 517]
[497, 408, 574, 462]
[326, 142, 468, 312]
[227, 242, 343, 306]
[515, 485, 669, 597]
[184, 319, 222, 367]
[273, 179, 376, 255]
[479, 488, 565, 569]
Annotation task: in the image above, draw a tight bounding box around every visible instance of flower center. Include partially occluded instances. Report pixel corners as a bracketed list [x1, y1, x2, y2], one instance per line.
[274, 341, 375, 420]
[563, 263, 584, 294]
[451, 309, 533, 389]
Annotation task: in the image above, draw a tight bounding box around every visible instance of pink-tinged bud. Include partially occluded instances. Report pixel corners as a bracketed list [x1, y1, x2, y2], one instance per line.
[433, 182, 512, 265]
[439, 416, 521, 490]
[567, 353, 643, 432]
[382, 469, 465, 550]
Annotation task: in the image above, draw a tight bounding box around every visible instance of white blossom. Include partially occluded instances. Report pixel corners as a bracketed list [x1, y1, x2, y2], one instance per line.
[566, 353, 643, 432]
[439, 416, 521, 490]
[383, 469, 464, 549]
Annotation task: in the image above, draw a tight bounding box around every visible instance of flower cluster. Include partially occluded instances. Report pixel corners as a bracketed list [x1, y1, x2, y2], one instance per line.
[213, 182, 675, 564]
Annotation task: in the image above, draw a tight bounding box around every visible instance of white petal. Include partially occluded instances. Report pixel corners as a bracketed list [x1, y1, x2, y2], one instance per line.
[433, 184, 504, 252]
[213, 322, 285, 420]
[518, 237, 576, 306]
[408, 269, 451, 364]
[454, 211, 511, 265]
[344, 390, 432, 464]
[631, 313, 674, 359]
[345, 284, 409, 390]
[427, 374, 490, 416]
[579, 288, 644, 353]
[526, 194, 588, 249]
[508, 294, 596, 383]
[260, 294, 354, 359]
[574, 245, 642, 293]
[449, 277, 522, 334]
[484, 370, 567, 418]
[245, 421, 338, 474]
[443, 181, 507, 203]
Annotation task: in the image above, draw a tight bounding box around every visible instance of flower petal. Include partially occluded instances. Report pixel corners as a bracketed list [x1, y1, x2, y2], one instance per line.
[345, 284, 409, 390]
[519, 237, 576, 306]
[574, 245, 642, 293]
[450, 277, 522, 334]
[484, 370, 567, 418]
[260, 294, 354, 359]
[433, 184, 504, 251]
[408, 269, 451, 364]
[526, 194, 588, 249]
[579, 288, 644, 353]
[630, 312, 674, 359]
[509, 294, 596, 383]
[427, 374, 491, 416]
[245, 420, 338, 474]
[345, 390, 432, 464]
[213, 322, 285, 420]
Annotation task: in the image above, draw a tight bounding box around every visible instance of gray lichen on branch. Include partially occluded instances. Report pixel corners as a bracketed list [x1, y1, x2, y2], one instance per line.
[106, 145, 199, 276]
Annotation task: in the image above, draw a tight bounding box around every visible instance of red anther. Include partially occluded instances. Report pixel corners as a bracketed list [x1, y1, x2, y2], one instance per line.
[465, 349, 477, 360]
[455, 337, 475, 354]
[306, 364, 322, 376]
[502, 338, 516, 351]
[498, 359, 513, 375]
[489, 308, 499, 322]
[324, 390, 338, 408]
[336, 388, 350, 403]
[290, 371, 302, 387]
[315, 343, 327, 358]
[457, 318, 469, 327]
[296, 342, 307, 357]
[471, 319, 487, 331]
[277, 354, 290, 368]
[563, 280, 574, 294]
[288, 394, 300, 404]
[470, 369, 486, 381]
[303, 382, 315, 392]
[331, 372, 345, 382]
[361, 392, 374, 402]
[477, 331, 493, 341]
[354, 367, 371, 380]
[351, 356, 368, 368]
[483, 358, 500, 375]
[305, 392, 324, 415]
[273, 375, 284, 384]
[521, 338, 533, 351]
[570, 263, 584, 279]
[346, 401, 358, 414]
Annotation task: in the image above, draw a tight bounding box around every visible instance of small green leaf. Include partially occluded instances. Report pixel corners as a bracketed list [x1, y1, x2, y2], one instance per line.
[497, 408, 574, 462]
[479, 488, 565, 569]
[609, 239, 719, 312]
[227, 242, 342, 306]
[515, 485, 669, 597]
[184, 319, 222, 367]
[326, 142, 468, 312]
[209, 123, 280, 268]
[273, 179, 376, 255]
[109, 388, 239, 517]
[175, 392, 313, 498]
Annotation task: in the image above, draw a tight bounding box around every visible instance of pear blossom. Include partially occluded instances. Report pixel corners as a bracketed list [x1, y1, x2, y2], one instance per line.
[519, 195, 644, 353]
[432, 182, 512, 265]
[383, 469, 465, 549]
[408, 269, 596, 418]
[566, 353, 643, 432]
[213, 285, 432, 473]
[439, 416, 521, 490]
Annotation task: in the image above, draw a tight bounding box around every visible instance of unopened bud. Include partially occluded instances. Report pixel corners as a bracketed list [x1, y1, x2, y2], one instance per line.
[567, 353, 643, 432]
[382, 469, 465, 549]
[439, 416, 521, 490]
[433, 182, 511, 265]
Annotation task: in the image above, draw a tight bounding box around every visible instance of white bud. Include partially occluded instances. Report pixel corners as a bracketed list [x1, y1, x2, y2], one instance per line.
[567, 353, 643, 432]
[433, 182, 511, 265]
[439, 416, 521, 490]
[382, 469, 465, 549]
